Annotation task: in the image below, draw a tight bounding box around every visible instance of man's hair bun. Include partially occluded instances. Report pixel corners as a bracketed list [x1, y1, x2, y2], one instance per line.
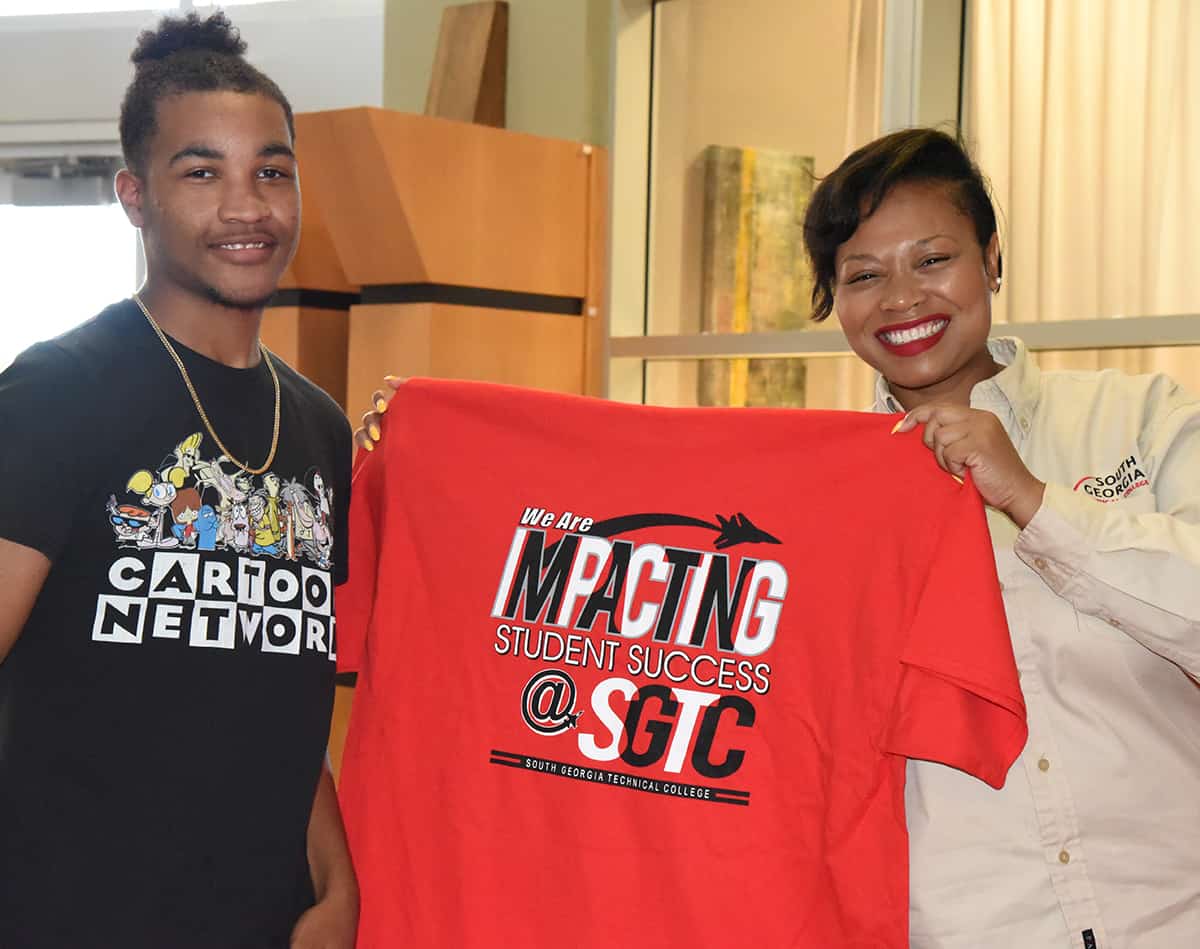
[119, 10, 293, 174]
[131, 11, 246, 65]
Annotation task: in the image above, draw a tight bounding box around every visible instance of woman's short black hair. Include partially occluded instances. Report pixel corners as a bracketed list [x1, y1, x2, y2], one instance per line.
[802, 128, 1000, 321]
[119, 11, 294, 175]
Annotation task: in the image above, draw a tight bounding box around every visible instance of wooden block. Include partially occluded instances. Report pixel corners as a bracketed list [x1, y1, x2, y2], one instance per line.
[426, 1, 508, 128]
[292, 108, 590, 296]
[328, 684, 355, 784]
[345, 303, 585, 422]
[583, 146, 608, 396]
[699, 146, 814, 408]
[279, 126, 355, 293]
[260, 306, 350, 411]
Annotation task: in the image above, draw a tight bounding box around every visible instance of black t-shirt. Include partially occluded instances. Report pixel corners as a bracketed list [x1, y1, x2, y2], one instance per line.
[0, 300, 352, 949]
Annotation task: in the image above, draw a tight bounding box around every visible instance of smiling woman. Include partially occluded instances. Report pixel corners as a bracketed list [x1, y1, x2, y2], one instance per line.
[0, 202, 138, 370]
[827, 179, 1001, 407]
[797, 124, 1200, 949]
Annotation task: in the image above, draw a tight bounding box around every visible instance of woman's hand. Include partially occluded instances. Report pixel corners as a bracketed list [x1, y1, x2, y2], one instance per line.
[353, 375, 404, 453]
[893, 404, 1045, 528]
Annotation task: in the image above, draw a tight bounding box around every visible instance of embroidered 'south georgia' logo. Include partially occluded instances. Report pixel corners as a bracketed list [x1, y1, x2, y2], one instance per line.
[1073, 455, 1149, 503]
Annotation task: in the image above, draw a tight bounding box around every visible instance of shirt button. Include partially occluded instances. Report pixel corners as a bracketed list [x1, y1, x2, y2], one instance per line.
[1034, 558, 1048, 570]
[1038, 757, 1050, 772]
[1058, 850, 1071, 864]
[1020, 417, 1031, 432]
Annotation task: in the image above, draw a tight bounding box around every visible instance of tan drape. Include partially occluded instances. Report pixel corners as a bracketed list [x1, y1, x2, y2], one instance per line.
[966, 0, 1200, 386]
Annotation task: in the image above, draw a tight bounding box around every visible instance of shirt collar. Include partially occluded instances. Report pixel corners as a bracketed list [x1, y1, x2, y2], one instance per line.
[871, 337, 1041, 426]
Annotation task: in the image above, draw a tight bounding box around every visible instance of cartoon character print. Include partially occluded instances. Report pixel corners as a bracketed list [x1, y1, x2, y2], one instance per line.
[279, 468, 335, 569]
[169, 488, 220, 552]
[279, 479, 316, 559]
[169, 488, 202, 548]
[193, 505, 220, 550]
[106, 432, 333, 568]
[126, 432, 217, 549]
[311, 469, 334, 553]
[227, 499, 252, 553]
[107, 496, 156, 549]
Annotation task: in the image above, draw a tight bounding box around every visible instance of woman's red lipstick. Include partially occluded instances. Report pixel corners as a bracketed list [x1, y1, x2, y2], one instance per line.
[875, 315, 950, 356]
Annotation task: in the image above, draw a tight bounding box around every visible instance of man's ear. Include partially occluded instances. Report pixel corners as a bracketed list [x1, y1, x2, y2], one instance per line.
[114, 168, 146, 228]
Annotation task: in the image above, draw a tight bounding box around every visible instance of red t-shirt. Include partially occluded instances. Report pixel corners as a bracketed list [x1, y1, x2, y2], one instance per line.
[337, 379, 1027, 949]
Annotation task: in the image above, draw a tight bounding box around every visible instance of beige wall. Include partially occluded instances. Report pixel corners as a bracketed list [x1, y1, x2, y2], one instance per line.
[0, 1, 383, 136]
[383, 0, 612, 145]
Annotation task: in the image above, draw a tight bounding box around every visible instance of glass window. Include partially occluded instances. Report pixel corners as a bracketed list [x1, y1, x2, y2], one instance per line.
[610, 1, 1200, 407]
[0, 204, 138, 370]
[645, 358, 806, 409]
[645, 0, 858, 340]
[641, 356, 876, 411]
[609, 0, 880, 405]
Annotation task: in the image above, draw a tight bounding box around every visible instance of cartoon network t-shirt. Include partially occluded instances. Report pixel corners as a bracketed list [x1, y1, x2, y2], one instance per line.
[337, 379, 1027, 949]
[0, 301, 351, 949]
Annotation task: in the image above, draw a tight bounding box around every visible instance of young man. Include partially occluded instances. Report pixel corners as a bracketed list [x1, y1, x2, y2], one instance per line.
[0, 13, 356, 949]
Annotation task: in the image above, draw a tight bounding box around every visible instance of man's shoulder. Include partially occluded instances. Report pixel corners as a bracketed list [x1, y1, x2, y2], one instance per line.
[7, 300, 140, 380]
[52, 297, 139, 350]
[271, 355, 350, 436]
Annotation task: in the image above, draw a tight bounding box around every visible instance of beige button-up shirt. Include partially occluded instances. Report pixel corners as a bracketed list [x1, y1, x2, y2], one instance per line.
[873, 338, 1200, 949]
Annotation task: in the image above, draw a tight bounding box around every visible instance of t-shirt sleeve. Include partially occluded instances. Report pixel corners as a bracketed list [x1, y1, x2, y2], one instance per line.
[335, 439, 386, 674]
[877, 478, 1028, 789]
[0, 342, 95, 561]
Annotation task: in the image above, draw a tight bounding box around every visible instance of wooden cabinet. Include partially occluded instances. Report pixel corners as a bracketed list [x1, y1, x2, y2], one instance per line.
[260, 107, 608, 777]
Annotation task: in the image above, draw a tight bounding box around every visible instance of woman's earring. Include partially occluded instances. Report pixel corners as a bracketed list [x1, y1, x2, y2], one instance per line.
[992, 278, 1002, 293]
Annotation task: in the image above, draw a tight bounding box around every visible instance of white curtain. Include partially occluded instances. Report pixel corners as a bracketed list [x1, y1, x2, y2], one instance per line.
[966, 0, 1200, 386]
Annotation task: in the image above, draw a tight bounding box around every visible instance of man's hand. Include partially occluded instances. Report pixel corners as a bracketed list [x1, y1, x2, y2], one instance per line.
[293, 759, 358, 949]
[892, 403, 1046, 528]
[353, 375, 404, 454]
[289, 888, 358, 949]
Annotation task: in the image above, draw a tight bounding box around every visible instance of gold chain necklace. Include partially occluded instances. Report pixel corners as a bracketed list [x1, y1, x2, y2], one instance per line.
[133, 293, 281, 476]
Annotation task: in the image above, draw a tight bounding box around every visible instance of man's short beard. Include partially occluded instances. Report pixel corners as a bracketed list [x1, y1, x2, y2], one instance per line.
[202, 283, 276, 312]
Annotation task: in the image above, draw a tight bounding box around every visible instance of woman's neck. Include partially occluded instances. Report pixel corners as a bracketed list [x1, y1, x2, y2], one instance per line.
[886, 347, 1004, 412]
